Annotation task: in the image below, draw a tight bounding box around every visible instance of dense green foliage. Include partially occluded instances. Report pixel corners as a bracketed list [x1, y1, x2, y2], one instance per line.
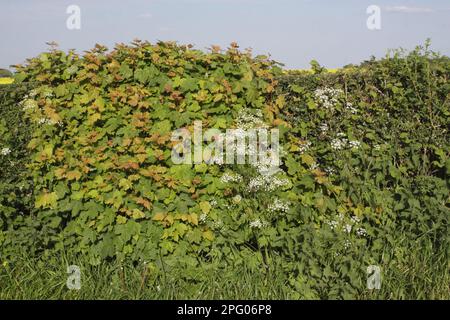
[0, 69, 13, 78]
[0, 41, 448, 299]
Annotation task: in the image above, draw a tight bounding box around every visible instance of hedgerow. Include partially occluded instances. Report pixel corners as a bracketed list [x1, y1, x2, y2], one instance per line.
[0, 41, 448, 299]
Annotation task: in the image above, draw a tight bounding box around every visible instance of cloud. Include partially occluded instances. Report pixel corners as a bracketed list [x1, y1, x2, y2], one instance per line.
[384, 6, 434, 14]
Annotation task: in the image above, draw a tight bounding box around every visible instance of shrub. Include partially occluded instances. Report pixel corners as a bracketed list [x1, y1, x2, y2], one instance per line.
[0, 41, 448, 299]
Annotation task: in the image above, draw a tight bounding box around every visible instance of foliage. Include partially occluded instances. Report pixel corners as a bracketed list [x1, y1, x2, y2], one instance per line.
[1, 41, 283, 267]
[0, 41, 448, 299]
[0, 68, 13, 78]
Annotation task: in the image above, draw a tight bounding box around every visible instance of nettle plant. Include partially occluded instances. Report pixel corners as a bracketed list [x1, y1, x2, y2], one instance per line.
[203, 108, 293, 254]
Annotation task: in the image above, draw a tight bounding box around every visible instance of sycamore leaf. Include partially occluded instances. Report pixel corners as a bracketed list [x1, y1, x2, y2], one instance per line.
[199, 201, 211, 214]
[35, 192, 58, 209]
[203, 230, 214, 241]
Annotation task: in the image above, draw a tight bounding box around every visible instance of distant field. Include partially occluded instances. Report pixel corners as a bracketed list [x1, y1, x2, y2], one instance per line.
[0, 77, 14, 85]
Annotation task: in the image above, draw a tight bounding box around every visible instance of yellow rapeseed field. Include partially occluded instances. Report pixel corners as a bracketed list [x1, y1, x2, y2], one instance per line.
[0, 77, 14, 85]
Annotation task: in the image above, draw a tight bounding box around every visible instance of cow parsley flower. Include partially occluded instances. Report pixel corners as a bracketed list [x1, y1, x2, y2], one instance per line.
[29, 89, 38, 98]
[331, 138, 347, 150]
[356, 227, 368, 237]
[249, 219, 268, 229]
[221, 172, 243, 183]
[345, 102, 358, 114]
[1, 147, 11, 156]
[318, 123, 329, 133]
[212, 220, 225, 231]
[349, 140, 361, 149]
[310, 162, 319, 170]
[268, 198, 290, 213]
[235, 108, 268, 130]
[344, 224, 352, 234]
[199, 213, 208, 224]
[21, 99, 38, 111]
[314, 87, 343, 109]
[298, 140, 311, 153]
[327, 220, 338, 230]
[344, 239, 352, 249]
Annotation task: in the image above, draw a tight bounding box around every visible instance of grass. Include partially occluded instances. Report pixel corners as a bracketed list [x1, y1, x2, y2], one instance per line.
[1, 240, 448, 300]
[0, 253, 293, 300]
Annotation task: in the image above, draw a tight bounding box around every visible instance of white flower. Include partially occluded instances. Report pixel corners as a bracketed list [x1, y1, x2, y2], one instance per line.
[325, 167, 336, 175]
[250, 219, 268, 229]
[232, 195, 242, 204]
[346, 102, 358, 114]
[1, 147, 11, 156]
[349, 140, 361, 149]
[199, 213, 208, 224]
[319, 123, 329, 133]
[21, 99, 38, 111]
[327, 220, 338, 230]
[247, 174, 289, 192]
[29, 89, 38, 98]
[356, 227, 368, 237]
[331, 138, 347, 150]
[310, 162, 319, 170]
[344, 239, 351, 249]
[268, 198, 290, 213]
[344, 224, 352, 234]
[221, 172, 243, 184]
[298, 140, 311, 153]
[37, 117, 62, 126]
[212, 220, 224, 231]
[235, 108, 268, 130]
[314, 87, 343, 109]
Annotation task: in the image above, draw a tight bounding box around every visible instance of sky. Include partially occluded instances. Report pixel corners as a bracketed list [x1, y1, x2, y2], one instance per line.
[0, 0, 449, 70]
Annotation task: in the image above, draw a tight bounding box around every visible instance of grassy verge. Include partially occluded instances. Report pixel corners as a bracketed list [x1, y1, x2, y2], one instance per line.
[1, 242, 448, 300]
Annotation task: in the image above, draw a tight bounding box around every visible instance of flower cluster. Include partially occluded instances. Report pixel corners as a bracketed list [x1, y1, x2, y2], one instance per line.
[331, 133, 361, 151]
[345, 102, 358, 114]
[348, 140, 361, 149]
[247, 167, 289, 193]
[318, 123, 329, 134]
[221, 172, 243, 183]
[212, 219, 225, 232]
[235, 108, 268, 130]
[326, 213, 368, 238]
[20, 99, 38, 111]
[249, 219, 269, 229]
[1, 147, 11, 156]
[199, 213, 208, 224]
[268, 198, 290, 213]
[37, 118, 62, 126]
[298, 140, 311, 154]
[314, 87, 343, 109]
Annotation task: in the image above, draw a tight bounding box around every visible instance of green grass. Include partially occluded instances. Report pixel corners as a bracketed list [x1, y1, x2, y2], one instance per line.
[1, 241, 448, 300]
[0, 253, 294, 300]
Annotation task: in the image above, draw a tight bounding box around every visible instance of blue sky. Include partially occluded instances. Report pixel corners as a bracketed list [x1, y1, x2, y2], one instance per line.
[1, 0, 449, 69]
